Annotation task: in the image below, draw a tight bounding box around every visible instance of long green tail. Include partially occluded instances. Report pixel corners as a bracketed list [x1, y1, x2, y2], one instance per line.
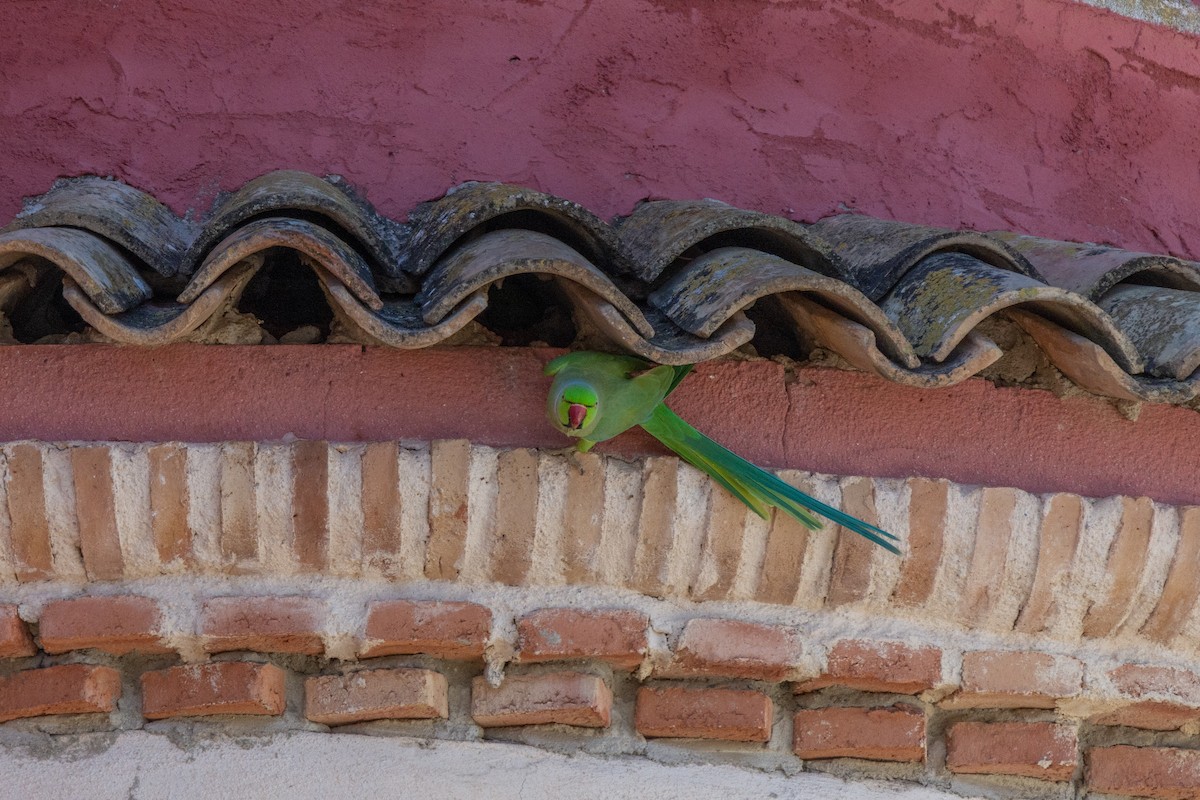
[640, 404, 901, 554]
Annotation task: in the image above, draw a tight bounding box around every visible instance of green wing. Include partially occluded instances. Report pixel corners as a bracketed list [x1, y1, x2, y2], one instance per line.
[640, 404, 901, 554]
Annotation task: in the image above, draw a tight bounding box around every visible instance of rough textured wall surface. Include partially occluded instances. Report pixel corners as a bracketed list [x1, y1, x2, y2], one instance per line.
[2, 0, 1200, 260]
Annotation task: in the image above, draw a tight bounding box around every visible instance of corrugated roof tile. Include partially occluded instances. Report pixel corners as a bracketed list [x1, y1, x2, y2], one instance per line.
[3, 172, 1200, 406]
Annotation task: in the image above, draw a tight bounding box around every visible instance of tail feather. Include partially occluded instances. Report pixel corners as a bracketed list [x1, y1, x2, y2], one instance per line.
[641, 404, 901, 554]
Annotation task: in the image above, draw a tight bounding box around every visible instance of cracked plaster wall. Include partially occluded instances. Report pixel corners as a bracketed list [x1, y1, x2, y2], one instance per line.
[0, 731, 977, 800]
[2, 0, 1200, 260]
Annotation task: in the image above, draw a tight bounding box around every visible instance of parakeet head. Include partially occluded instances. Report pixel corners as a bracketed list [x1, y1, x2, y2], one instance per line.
[550, 381, 599, 436]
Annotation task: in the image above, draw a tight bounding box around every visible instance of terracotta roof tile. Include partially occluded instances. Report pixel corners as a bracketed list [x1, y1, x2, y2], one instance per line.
[4, 170, 1200, 405]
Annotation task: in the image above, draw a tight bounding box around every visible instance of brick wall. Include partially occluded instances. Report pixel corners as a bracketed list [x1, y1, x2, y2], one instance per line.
[1, 439, 1198, 799]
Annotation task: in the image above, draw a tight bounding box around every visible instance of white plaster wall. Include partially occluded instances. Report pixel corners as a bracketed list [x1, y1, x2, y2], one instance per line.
[2, 731, 982, 800]
[1080, 0, 1200, 31]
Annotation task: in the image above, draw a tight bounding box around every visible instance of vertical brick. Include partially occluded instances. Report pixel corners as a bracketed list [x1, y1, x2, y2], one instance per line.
[325, 444, 364, 576]
[0, 453, 15, 585]
[1015, 493, 1084, 634]
[71, 446, 124, 580]
[305, 668, 448, 725]
[0, 605, 35, 657]
[517, 608, 647, 669]
[1141, 506, 1200, 643]
[6, 444, 53, 581]
[946, 722, 1077, 781]
[630, 457, 677, 597]
[793, 706, 925, 762]
[560, 451, 605, 584]
[200, 596, 325, 655]
[472, 672, 611, 728]
[635, 686, 771, 742]
[663, 618, 802, 681]
[595, 458, 643, 585]
[943, 651, 1082, 709]
[40, 595, 171, 654]
[291, 441, 329, 572]
[148, 443, 191, 566]
[961, 486, 1017, 624]
[1083, 496, 1154, 639]
[424, 439, 471, 581]
[220, 442, 257, 563]
[891, 477, 947, 607]
[361, 600, 491, 659]
[0, 664, 121, 722]
[693, 486, 747, 602]
[796, 640, 941, 694]
[254, 443, 293, 571]
[361, 442, 401, 572]
[1088, 745, 1200, 799]
[142, 662, 286, 718]
[826, 477, 877, 607]
[754, 470, 814, 604]
[489, 448, 538, 585]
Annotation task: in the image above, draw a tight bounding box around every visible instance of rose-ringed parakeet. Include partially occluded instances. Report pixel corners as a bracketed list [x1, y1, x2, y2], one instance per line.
[545, 351, 901, 554]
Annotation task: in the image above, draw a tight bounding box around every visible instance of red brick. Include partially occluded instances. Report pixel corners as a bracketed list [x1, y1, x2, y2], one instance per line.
[291, 440, 329, 572]
[0, 605, 35, 657]
[629, 457, 677, 597]
[1015, 494, 1084, 634]
[200, 596, 325, 655]
[305, 668, 448, 726]
[946, 721, 1077, 781]
[635, 685, 771, 742]
[890, 477, 948, 607]
[1083, 496, 1155, 639]
[663, 618, 802, 681]
[1091, 664, 1200, 730]
[1142, 506, 1200, 643]
[826, 477, 878, 607]
[141, 662, 286, 719]
[516, 608, 647, 669]
[0, 664, 121, 722]
[960, 487, 1019, 624]
[1089, 745, 1200, 799]
[943, 650, 1082, 709]
[488, 448, 539, 586]
[797, 640, 940, 694]
[361, 600, 491, 659]
[754, 480, 813, 605]
[793, 706, 925, 762]
[39, 595, 171, 655]
[219, 443, 257, 563]
[5, 444, 54, 582]
[361, 442, 401, 570]
[693, 486, 749, 602]
[471, 672, 611, 728]
[424, 440, 471, 581]
[147, 443, 192, 565]
[560, 451, 605, 584]
[71, 446, 125, 580]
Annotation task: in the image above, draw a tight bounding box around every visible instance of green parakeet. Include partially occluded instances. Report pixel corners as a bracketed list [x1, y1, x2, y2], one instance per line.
[545, 351, 901, 554]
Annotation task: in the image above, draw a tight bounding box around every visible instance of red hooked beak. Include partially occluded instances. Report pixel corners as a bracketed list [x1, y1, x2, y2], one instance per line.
[567, 403, 588, 430]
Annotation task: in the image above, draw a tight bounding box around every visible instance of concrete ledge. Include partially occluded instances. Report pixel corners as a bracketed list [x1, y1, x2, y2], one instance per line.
[0, 345, 1196, 505]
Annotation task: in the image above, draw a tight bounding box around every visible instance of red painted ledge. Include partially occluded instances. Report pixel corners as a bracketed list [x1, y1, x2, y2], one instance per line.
[1, 344, 1197, 505]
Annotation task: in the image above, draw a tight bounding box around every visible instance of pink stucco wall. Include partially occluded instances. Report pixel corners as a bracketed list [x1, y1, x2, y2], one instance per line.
[2, 0, 1200, 258]
[2, 1, 1199, 503]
